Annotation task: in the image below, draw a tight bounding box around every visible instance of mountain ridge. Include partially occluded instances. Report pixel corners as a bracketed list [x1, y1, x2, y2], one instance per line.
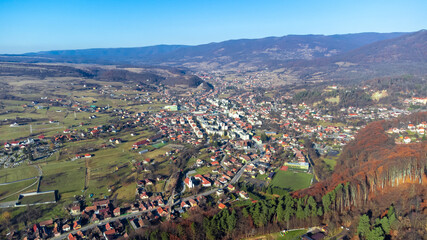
[1, 32, 409, 68]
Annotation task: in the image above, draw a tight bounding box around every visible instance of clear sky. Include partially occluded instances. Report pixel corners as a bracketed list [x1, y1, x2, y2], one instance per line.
[0, 0, 426, 54]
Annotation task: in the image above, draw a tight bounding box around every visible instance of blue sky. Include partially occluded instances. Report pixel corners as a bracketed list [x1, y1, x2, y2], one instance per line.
[0, 0, 426, 53]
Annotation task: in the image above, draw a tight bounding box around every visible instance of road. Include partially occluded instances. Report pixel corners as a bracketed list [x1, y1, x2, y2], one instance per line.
[220, 154, 228, 170]
[180, 188, 219, 203]
[230, 157, 261, 184]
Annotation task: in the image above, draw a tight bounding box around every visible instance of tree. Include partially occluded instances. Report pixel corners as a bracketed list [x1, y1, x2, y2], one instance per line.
[307, 196, 317, 217]
[317, 206, 323, 216]
[284, 201, 295, 229]
[296, 200, 304, 219]
[227, 210, 237, 234]
[261, 133, 268, 142]
[190, 222, 197, 240]
[277, 203, 285, 222]
[0, 211, 11, 230]
[161, 231, 169, 240]
[322, 193, 331, 213]
[367, 227, 385, 240]
[379, 217, 390, 234]
[357, 214, 371, 238]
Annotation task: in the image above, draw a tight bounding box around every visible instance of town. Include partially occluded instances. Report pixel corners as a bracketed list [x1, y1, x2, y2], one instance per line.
[0, 70, 425, 240]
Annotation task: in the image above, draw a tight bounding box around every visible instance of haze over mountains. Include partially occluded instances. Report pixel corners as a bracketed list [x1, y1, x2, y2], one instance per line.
[1, 30, 426, 84]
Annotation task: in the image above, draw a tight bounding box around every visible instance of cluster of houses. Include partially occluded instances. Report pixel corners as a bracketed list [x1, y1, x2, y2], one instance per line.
[20, 199, 127, 240]
[387, 122, 426, 144]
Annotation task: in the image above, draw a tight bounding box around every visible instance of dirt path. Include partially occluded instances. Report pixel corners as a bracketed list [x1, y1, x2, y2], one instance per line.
[84, 158, 90, 190]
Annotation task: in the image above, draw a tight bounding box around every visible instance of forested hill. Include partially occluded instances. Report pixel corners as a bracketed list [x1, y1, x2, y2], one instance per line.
[297, 112, 427, 212]
[1, 32, 406, 68]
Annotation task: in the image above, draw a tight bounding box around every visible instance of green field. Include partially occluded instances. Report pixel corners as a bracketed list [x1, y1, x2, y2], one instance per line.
[0, 179, 38, 202]
[39, 160, 86, 200]
[270, 170, 312, 191]
[18, 192, 56, 205]
[323, 158, 337, 171]
[0, 165, 39, 183]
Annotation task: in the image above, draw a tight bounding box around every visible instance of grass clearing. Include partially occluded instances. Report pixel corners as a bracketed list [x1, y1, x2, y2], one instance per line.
[0, 165, 39, 183]
[372, 90, 388, 101]
[270, 170, 312, 191]
[323, 158, 337, 171]
[86, 147, 134, 200]
[0, 179, 38, 202]
[18, 191, 56, 205]
[39, 160, 86, 201]
[325, 96, 340, 104]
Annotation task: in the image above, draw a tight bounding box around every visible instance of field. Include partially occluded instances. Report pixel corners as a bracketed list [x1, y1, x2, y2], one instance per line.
[0, 179, 39, 202]
[323, 157, 338, 171]
[18, 191, 56, 205]
[39, 160, 86, 200]
[269, 170, 312, 191]
[325, 96, 340, 103]
[371, 90, 388, 101]
[0, 165, 39, 183]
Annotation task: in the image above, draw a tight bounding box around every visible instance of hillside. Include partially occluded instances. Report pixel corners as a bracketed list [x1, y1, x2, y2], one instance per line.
[0, 62, 212, 91]
[286, 30, 427, 84]
[297, 112, 427, 216]
[0, 32, 406, 70]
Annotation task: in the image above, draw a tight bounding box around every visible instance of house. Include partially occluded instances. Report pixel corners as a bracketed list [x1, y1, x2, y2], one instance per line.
[62, 224, 71, 232]
[227, 184, 235, 191]
[103, 229, 116, 240]
[403, 136, 411, 144]
[239, 191, 249, 199]
[85, 205, 97, 212]
[93, 199, 109, 208]
[181, 201, 190, 208]
[188, 199, 198, 207]
[202, 178, 212, 187]
[39, 219, 53, 227]
[68, 233, 77, 240]
[70, 205, 80, 215]
[218, 203, 227, 209]
[113, 207, 121, 217]
[184, 177, 194, 188]
[133, 140, 149, 149]
[157, 207, 168, 217]
[73, 220, 81, 230]
[301, 232, 326, 240]
[211, 161, 219, 166]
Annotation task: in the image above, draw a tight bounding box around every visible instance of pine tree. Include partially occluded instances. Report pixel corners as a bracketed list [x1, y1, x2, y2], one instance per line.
[367, 227, 385, 240]
[277, 203, 285, 222]
[296, 200, 304, 219]
[161, 232, 169, 240]
[227, 210, 237, 233]
[379, 217, 390, 234]
[357, 214, 371, 238]
[322, 193, 331, 213]
[307, 196, 317, 216]
[317, 206, 323, 216]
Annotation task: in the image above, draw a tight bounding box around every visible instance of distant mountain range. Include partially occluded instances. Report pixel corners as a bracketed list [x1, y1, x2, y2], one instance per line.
[0, 32, 409, 66]
[1, 30, 426, 84]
